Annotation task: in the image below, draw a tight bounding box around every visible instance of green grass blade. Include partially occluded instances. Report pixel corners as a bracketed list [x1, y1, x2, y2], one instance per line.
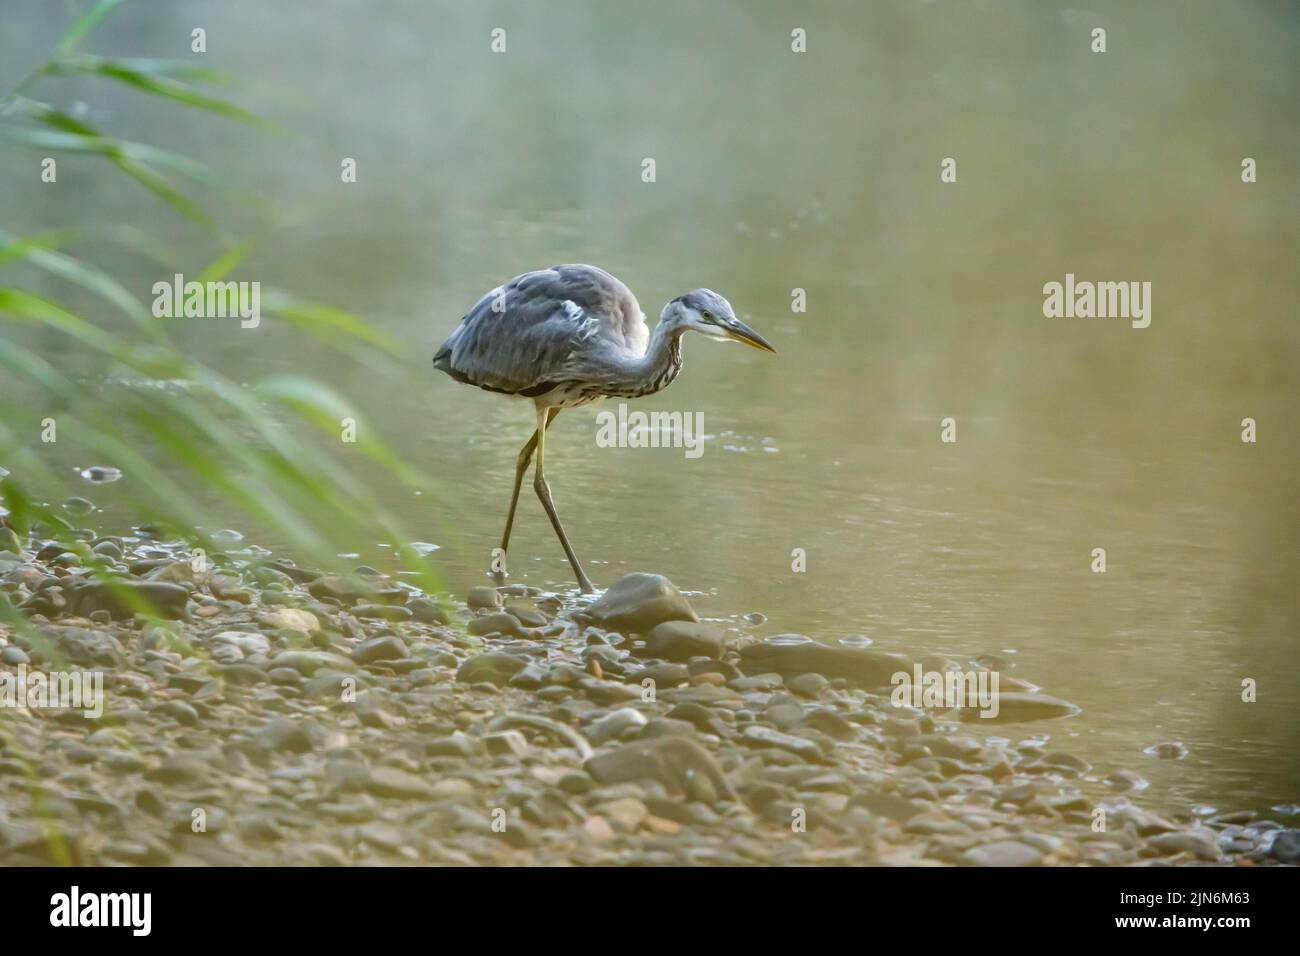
[57, 0, 124, 56]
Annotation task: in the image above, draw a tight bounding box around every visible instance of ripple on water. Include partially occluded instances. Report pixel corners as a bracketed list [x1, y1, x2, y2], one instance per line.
[79, 465, 123, 484]
[765, 632, 815, 646]
[1144, 741, 1190, 760]
[836, 634, 874, 648]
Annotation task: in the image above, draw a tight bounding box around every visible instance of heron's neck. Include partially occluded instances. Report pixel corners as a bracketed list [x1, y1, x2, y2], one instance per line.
[625, 319, 685, 397]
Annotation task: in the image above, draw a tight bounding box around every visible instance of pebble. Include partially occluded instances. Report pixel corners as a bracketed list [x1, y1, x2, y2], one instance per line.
[585, 737, 738, 803]
[456, 653, 528, 686]
[633, 662, 691, 686]
[1148, 829, 1221, 860]
[351, 635, 409, 665]
[1270, 830, 1300, 864]
[601, 796, 649, 831]
[424, 778, 471, 800]
[586, 708, 649, 744]
[786, 673, 829, 698]
[961, 840, 1044, 867]
[644, 621, 725, 661]
[256, 718, 315, 754]
[270, 650, 356, 675]
[801, 709, 857, 740]
[365, 768, 434, 801]
[506, 604, 548, 627]
[483, 730, 529, 757]
[91, 539, 123, 559]
[352, 603, 413, 621]
[212, 630, 272, 656]
[583, 816, 616, 841]
[157, 701, 200, 727]
[467, 612, 521, 637]
[258, 608, 319, 634]
[1, 645, 30, 665]
[465, 586, 502, 611]
[407, 597, 449, 624]
[0, 527, 23, 553]
[688, 658, 742, 681]
[741, 725, 823, 761]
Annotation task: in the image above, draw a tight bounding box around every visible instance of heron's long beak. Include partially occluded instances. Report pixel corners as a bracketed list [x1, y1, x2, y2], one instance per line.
[725, 318, 777, 353]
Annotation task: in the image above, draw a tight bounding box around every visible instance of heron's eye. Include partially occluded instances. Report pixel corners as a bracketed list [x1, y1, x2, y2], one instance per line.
[700, 310, 713, 321]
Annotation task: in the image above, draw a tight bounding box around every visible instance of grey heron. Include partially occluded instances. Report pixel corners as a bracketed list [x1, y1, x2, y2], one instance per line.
[434, 263, 776, 594]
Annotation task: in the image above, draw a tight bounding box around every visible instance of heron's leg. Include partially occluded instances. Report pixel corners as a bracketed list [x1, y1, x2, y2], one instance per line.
[532, 406, 595, 594]
[496, 408, 558, 577]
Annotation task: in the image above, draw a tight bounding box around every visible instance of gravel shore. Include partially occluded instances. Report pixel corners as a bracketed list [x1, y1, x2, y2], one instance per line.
[1, 523, 1295, 866]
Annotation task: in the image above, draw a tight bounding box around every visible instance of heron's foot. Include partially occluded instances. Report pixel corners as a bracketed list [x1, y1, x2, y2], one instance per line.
[577, 574, 596, 595]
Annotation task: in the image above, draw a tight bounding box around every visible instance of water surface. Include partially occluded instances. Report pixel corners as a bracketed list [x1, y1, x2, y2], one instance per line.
[3, 0, 1297, 816]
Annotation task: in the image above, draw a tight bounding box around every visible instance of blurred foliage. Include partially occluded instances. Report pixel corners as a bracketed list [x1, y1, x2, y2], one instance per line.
[0, 0, 444, 636]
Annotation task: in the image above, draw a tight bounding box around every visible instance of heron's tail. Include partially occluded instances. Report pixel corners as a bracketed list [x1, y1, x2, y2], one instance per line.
[432, 344, 451, 372]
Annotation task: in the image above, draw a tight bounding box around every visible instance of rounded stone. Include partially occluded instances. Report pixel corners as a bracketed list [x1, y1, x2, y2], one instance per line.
[644, 621, 725, 661]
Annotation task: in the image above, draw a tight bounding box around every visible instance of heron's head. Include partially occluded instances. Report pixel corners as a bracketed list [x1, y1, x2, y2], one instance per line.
[665, 290, 776, 353]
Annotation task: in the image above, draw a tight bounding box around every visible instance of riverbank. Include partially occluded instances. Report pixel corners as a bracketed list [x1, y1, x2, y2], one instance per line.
[0, 523, 1295, 866]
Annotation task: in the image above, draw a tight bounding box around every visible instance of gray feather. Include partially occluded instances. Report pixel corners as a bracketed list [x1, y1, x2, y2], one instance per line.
[434, 264, 649, 398]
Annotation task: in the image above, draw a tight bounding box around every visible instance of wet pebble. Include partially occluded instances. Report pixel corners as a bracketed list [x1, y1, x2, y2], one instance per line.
[467, 612, 520, 637]
[586, 708, 649, 745]
[351, 635, 408, 665]
[465, 586, 502, 611]
[407, 597, 449, 624]
[644, 621, 725, 661]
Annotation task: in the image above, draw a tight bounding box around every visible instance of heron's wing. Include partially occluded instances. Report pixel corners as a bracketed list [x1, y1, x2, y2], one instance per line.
[434, 265, 648, 396]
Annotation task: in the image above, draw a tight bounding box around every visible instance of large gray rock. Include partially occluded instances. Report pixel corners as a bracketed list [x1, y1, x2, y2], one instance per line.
[585, 573, 696, 635]
[644, 621, 724, 661]
[739, 637, 910, 687]
[307, 574, 405, 605]
[585, 736, 738, 803]
[957, 692, 1080, 723]
[63, 578, 190, 621]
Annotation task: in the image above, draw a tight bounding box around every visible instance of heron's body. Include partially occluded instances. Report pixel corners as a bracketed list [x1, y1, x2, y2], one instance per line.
[434, 263, 774, 593]
[435, 265, 681, 409]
